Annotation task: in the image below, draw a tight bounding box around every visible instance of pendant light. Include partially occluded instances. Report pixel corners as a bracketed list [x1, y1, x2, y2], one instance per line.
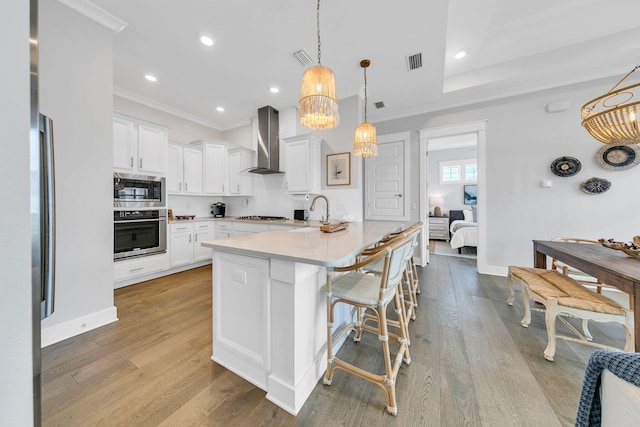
[299, 0, 339, 129]
[581, 64, 640, 144]
[354, 59, 377, 157]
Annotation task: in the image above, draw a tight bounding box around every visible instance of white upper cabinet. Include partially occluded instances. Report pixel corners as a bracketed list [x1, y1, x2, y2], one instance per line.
[283, 134, 321, 194]
[113, 114, 167, 176]
[166, 143, 184, 193]
[201, 142, 228, 195]
[228, 148, 254, 196]
[183, 147, 203, 194]
[113, 116, 137, 171]
[167, 143, 203, 195]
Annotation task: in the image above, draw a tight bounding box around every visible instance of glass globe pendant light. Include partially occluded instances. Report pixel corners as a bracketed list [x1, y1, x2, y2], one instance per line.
[299, 0, 339, 130]
[354, 59, 377, 157]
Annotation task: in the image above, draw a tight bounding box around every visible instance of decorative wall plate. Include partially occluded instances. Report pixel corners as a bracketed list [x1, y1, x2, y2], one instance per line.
[580, 177, 611, 195]
[596, 144, 640, 170]
[550, 156, 581, 177]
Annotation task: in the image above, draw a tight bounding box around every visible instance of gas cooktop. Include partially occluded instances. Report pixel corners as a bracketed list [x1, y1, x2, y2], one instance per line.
[237, 215, 289, 221]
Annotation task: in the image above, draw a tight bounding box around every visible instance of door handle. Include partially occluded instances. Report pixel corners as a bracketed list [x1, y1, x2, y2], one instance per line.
[130, 156, 134, 168]
[395, 194, 403, 197]
[185, 182, 188, 191]
[139, 158, 143, 169]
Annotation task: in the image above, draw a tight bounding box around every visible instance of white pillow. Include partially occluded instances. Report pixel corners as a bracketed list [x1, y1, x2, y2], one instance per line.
[463, 210, 473, 222]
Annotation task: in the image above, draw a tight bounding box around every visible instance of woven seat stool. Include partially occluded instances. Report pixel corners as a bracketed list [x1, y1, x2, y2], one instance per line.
[324, 233, 415, 415]
[507, 266, 634, 361]
[358, 221, 423, 326]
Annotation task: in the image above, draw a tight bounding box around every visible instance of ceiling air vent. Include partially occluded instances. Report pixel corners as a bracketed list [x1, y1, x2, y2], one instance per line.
[406, 52, 423, 71]
[375, 101, 385, 109]
[292, 49, 313, 67]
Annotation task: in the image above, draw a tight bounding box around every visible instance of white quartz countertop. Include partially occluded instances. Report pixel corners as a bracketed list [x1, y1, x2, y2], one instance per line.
[201, 220, 408, 267]
[169, 216, 322, 227]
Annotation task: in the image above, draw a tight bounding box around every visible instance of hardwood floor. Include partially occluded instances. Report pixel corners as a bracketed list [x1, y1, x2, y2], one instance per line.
[41, 256, 628, 426]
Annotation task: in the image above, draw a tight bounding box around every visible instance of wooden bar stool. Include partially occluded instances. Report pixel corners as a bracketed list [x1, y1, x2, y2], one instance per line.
[324, 233, 415, 415]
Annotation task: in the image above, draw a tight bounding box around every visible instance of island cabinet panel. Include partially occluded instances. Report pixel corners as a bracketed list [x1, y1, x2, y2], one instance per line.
[213, 252, 270, 389]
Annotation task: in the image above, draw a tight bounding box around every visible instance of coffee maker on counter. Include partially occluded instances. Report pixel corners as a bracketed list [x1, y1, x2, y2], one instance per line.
[211, 202, 226, 218]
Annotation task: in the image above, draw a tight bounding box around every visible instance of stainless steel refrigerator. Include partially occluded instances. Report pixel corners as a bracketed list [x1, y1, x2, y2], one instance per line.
[30, 0, 56, 424]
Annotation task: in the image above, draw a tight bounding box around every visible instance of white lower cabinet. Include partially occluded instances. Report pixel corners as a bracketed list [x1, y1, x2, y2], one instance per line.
[215, 221, 233, 239]
[233, 222, 269, 236]
[114, 252, 169, 284]
[170, 221, 215, 267]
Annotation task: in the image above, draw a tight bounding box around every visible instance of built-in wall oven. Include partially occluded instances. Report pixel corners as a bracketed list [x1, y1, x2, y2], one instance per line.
[114, 173, 166, 208]
[114, 209, 167, 260]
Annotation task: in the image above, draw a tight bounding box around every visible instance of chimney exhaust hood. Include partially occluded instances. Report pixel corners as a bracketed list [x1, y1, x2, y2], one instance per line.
[248, 106, 283, 174]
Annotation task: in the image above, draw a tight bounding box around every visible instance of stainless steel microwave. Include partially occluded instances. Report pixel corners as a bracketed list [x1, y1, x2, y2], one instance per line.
[113, 173, 166, 208]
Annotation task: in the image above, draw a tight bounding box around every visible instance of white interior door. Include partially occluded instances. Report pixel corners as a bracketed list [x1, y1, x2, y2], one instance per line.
[365, 132, 410, 221]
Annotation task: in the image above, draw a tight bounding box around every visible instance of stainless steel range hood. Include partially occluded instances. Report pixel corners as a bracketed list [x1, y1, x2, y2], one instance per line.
[248, 106, 283, 174]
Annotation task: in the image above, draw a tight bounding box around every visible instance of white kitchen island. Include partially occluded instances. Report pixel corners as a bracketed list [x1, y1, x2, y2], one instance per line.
[201, 220, 407, 415]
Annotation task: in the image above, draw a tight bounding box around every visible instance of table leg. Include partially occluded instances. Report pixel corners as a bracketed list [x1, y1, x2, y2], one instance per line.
[534, 248, 547, 269]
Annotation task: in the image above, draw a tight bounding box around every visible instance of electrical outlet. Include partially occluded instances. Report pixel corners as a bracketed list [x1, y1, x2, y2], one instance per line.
[232, 269, 247, 283]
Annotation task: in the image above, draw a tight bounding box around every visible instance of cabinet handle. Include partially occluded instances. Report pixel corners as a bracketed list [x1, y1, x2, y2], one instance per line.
[237, 184, 240, 192]
[195, 234, 198, 242]
[185, 182, 188, 192]
[129, 267, 144, 272]
[222, 184, 224, 193]
[177, 227, 188, 230]
[139, 158, 143, 169]
[130, 157, 134, 168]
[189, 234, 192, 243]
[179, 182, 182, 191]
[395, 193, 403, 197]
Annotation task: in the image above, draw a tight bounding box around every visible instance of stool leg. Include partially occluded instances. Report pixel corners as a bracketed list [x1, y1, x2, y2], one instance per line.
[506, 269, 515, 306]
[378, 302, 398, 416]
[543, 299, 558, 362]
[520, 282, 531, 328]
[353, 307, 363, 342]
[581, 319, 593, 342]
[324, 273, 336, 385]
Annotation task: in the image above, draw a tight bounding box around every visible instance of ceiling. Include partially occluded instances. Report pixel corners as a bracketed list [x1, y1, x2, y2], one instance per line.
[90, 0, 640, 131]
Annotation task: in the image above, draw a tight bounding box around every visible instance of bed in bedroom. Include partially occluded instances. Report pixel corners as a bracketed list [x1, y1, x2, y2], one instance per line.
[449, 209, 478, 254]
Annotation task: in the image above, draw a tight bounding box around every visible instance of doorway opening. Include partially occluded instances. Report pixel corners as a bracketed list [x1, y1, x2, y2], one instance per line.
[419, 121, 486, 268]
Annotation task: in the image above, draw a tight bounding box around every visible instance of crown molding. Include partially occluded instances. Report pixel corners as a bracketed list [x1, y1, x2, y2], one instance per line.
[57, 0, 128, 33]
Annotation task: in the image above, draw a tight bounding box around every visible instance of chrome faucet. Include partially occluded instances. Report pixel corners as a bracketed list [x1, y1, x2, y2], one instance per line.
[310, 194, 331, 225]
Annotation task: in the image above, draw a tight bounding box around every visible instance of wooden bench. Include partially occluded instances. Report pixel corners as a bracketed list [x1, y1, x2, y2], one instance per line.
[506, 266, 634, 361]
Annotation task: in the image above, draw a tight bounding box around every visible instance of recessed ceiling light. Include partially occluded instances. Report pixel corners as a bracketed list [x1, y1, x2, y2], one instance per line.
[269, 86, 280, 94]
[454, 49, 469, 60]
[216, 106, 225, 112]
[144, 74, 157, 82]
[198, 32, 215, 47]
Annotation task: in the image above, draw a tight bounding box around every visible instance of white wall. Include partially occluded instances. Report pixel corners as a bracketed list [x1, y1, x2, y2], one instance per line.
[0, 1, 34, 424]
[428, 147, 478, 214]
[376, 78, 640, 273]
[39, 0, 117, 345]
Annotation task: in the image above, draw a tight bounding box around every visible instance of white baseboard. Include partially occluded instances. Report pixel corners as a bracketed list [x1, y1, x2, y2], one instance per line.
[478, 263, 507, 277]
[41, 306, 118, 348]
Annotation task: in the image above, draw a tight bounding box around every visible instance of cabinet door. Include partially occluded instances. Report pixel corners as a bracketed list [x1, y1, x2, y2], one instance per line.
[183, 147, 203, 194]
[228, 150, 254, 195]
[170, 227, 193, 267]
[203, 144, 227, 195]
[113, 116, 136, 171]
[193, 224, 215, 262]
[167, 144, 184, 194]
[228, 151, 242, 195]
[285, 139, 311, 193]
[138, 123, 167, 175]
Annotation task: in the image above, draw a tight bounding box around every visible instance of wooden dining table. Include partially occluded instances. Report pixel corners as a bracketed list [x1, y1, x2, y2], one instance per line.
[533, 240, 640, 351]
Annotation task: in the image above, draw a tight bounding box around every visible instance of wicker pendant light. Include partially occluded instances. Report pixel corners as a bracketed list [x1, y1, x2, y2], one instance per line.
[354, 59, 377, 157]
[581, 65, 640, 144]
[299, 0, 339, 130]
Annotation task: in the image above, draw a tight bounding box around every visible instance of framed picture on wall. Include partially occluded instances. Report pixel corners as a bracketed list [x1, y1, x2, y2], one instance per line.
[464, 184, 477, 205]
[327, 152, 351, 186]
